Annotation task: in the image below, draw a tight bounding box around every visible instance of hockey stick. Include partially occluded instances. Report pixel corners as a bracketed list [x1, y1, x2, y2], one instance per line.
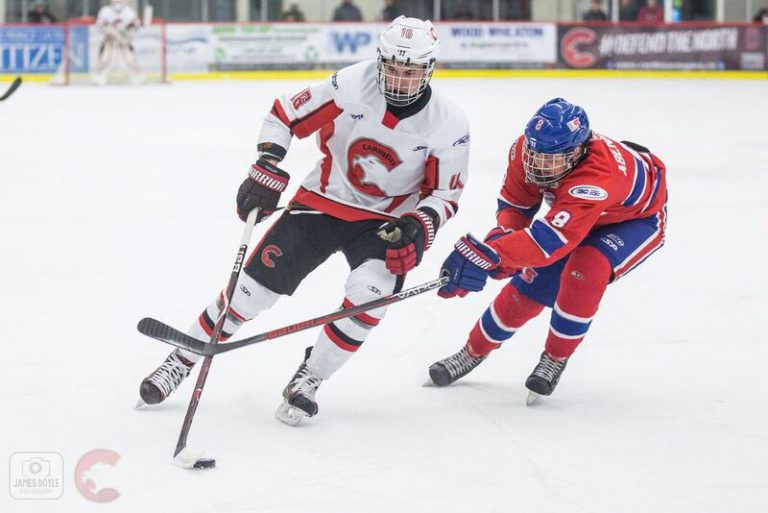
[0, 77, 22, 101]
[138, 274, 449, 357]
[172, 207, 260, 470]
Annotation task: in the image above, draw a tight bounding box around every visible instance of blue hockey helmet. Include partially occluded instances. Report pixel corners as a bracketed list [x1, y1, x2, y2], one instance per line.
[523, 98, 591, 185]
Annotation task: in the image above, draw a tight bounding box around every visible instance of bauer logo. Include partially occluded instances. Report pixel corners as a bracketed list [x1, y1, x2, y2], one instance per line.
[9, 451, 64, 500]
[75, 449, 121, 503]
[569, 185, 607, 201]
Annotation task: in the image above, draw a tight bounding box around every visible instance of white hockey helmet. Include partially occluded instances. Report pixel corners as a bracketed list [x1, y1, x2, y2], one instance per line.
[377, 16, 439, 107]
[111, 0, 125, 10]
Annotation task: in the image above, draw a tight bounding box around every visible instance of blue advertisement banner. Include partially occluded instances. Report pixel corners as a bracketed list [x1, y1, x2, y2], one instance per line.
[0, 26, 63, 73]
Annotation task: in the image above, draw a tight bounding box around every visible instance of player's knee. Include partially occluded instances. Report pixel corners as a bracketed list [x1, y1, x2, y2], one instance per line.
[564, 246, 612, 290]
[229, 272, 281, 320]
[344, 259, 396, 321]
[557, 246, 612, 315]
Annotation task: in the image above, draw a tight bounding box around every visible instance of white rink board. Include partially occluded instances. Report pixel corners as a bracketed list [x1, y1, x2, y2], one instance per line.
[1, 77, 766, 513]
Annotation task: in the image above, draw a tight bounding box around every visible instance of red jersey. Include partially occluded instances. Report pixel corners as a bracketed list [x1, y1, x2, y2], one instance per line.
[487, 133, 667, 269]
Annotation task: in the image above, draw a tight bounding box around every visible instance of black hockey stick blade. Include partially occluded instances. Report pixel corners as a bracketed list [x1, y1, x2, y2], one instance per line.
[137, 318, 211, 355]
[0, 77, 22, 101]
[138, 275, 449, 357]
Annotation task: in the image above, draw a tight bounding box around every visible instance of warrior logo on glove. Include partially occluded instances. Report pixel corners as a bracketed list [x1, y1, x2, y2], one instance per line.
[236, 158, 290, 223]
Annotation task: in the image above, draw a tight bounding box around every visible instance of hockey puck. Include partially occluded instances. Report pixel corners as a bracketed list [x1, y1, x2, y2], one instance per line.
[193, 458, 216, 469]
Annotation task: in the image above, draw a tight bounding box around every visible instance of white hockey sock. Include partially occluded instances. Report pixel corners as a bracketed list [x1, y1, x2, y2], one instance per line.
[180, 273, 280, 363]
[306, 335, 357, 381]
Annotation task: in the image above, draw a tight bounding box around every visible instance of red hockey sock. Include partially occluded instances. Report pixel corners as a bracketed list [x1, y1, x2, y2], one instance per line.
[467, 283, 544, 357]
[545, 246, 612, 360]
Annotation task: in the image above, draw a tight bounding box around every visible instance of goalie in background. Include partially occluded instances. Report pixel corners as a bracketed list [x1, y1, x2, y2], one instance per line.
[91, 0, 144, 85]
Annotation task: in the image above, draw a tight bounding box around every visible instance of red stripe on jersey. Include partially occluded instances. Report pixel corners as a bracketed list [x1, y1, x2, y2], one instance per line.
[384, 193, 410, 213]
[381, 110, 400, 129]
[342, 298, 381, 326]
[270, 100, 291, 127]
[292, 188, 395, 222]
[323, 324, 359, 352]
[290, 100, 343, 139]
[319, 122, 335, 193]
[420, 155, 440, 195]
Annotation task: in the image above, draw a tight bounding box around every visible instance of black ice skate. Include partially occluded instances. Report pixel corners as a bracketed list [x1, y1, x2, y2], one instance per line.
[137, 349, 195, 407]
[428, 346, 487, 386]
[275, 347, 323, 426]
[525, 351, 568, 405]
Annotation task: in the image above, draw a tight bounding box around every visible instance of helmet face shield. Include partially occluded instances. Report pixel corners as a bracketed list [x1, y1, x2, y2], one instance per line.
[522, 139, 582, 185]
[376, 57, 434, 107]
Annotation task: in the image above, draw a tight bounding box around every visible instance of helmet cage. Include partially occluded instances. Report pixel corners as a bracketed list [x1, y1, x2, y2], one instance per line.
[522, 139, 584, 186]
[376, 52, 435, 107]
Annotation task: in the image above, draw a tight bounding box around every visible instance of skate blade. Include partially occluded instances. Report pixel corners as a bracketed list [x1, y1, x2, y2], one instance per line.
[422, 379, 436, 387]
[526, 391, 541, 406]
[275, 401, 307, 426]
[173, 447, 206, 469]
[134, 398, 147, 410]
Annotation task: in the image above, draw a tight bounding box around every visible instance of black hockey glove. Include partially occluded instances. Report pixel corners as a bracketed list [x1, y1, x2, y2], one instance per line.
[377, 208, 438, 275]
[236, 158, 290, 222]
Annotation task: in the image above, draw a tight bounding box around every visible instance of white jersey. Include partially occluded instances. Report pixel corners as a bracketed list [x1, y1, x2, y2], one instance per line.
[258, 60, 470, 227]
[96, 5, 140, 30]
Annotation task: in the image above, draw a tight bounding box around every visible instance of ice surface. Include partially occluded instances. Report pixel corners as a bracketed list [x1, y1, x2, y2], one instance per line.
[1, 76, 766, 512]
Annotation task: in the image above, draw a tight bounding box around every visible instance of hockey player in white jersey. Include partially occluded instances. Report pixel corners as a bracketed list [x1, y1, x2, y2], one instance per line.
[91, 0, 144, 85]
[138, 16, 470, 425]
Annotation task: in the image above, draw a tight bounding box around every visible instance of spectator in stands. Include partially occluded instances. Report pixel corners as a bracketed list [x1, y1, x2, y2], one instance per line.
[619, 0, 637, 21]
[332, 0, 363, 22]
[381, 0, 400, 21]
[582, 1, 608, 21]
[636, 0, 664, 22]
[28, 2, 57, 24]
[283, 3, 306, 22]
[452, 1, 476, 20]
[753, 7, 768, 23]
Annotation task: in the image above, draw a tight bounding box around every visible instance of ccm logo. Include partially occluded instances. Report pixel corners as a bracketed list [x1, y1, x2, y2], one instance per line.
[261, 245, 283, 268]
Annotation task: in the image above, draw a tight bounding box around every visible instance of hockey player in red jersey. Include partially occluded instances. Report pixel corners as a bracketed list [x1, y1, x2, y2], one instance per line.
[138, 17, 470, 425]
[429, 98, 667, 402]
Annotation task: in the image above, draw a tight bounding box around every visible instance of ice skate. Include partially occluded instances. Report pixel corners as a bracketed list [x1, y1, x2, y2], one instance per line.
[427, 346, 487, 387]
[275, 347, 323, 426]
[137, 349, 195, 407]
[525, 351, 568, 405]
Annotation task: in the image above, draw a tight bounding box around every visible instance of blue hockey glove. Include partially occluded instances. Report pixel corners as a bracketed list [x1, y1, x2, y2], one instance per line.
[483, 226, 519, 280]
[438, 233, 501, 299]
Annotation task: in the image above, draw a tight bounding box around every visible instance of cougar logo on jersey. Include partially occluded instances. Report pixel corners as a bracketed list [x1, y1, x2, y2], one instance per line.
[569, 185, 608, 201]
[261, 245, 283, 268]
[347, 138, 402, 197]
